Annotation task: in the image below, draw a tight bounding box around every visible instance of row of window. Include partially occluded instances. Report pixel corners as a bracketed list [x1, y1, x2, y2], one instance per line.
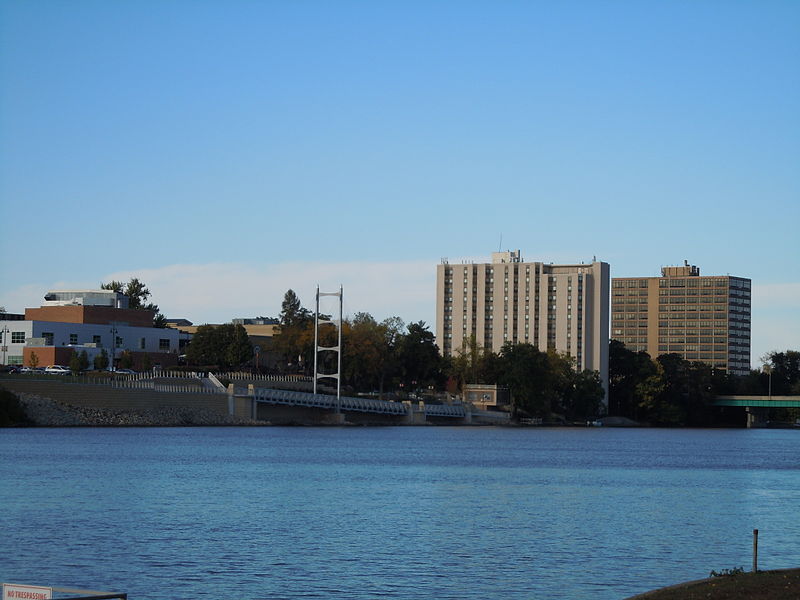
[1, 331, 172, 350]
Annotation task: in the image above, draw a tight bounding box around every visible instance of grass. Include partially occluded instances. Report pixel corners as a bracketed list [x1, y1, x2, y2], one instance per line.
[628, 568, 800, 599]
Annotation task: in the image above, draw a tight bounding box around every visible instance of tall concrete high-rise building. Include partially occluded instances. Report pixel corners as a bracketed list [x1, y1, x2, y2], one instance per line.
[611, 262, 751, 376]
[436, 251, 610, 395]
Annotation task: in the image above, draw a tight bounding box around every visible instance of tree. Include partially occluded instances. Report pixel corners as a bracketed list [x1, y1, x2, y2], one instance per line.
[342, 313, 382, 391]
[100, 277, 167, 327]
[449, 335, 490, 390]
[764, 350, 800, 395]
[69, 351, 81, 374]
[185, 324, 253, 368]
[608, 340, 658, 419]
[141, 353, 153, 373]
[78, 350, 90, 372]
[395, 321, 441, 392]
[94, 349, 109, 371]
[226, 324, 254, 367]
[28, 351, 39, 369]
[495, 343, 555, 417]
[274, 290, 315, 372]
[560, 369, 606, 422]
[279, 289, 311, 328]
[119, 351, 134, 369]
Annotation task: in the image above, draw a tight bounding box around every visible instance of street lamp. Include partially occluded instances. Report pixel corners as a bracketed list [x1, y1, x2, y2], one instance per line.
[763, 363, 772, 402]
[109, 323, 119, 371]
[1, 325, 9, 366]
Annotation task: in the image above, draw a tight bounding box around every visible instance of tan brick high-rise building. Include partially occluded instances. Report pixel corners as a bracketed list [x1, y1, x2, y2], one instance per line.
[611, 262, 751, 376]
[436, 251, 610, 395]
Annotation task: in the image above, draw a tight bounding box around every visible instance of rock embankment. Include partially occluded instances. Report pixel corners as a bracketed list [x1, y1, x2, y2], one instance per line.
[15, 392, 265, 427]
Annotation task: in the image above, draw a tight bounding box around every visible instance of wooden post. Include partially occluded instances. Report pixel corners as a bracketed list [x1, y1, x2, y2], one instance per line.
[753, 529, 759, 572]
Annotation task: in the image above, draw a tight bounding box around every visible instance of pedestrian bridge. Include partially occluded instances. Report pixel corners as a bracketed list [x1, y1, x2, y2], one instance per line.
[240, 385, 507, 424]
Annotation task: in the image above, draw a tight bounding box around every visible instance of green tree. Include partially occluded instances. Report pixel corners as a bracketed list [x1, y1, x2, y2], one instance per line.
[119, 350, 134, 369]
[226, 324, 254, 367]
[449, 335, 491, 390]
[28, 351, 39, 369]
[608, 340, 658, 419]
[636, 365, 672, 424]
[141, 353, 153, 373]
[495, 343, 555, 417]
[279, 289, 312, 328]
[273, 290, 316, 373]
[185, 324, 253, 368]
[395, 321, 441, 392]
[101, 277, 167, 327]
[78, 350, 90, 372]
[342, 313, 384, 392]
[185, 325, 224, 366]
[560, 369, 606, 422]
[94, 349, 109, 370]
[764, 350, 800, 395]
[69, 351, 82, 374]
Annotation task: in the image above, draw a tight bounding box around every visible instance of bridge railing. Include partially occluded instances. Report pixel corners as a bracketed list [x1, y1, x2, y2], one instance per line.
[424, 403, 467, 417]
[252, 387, 408, 415]
[215, 372, 313, 383]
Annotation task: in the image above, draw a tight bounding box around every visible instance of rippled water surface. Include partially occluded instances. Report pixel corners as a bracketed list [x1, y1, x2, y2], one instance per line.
[1, 427, 799, 599]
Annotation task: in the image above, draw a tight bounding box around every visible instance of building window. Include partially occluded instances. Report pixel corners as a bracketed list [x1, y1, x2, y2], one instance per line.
[11, 332, 26, 344]
[69, 333, 78, 345]
[42, 332, 54, 345]
[116, 336, 123, 348]
[140, 338, 146, 350]
[159, 339, 170, 351]
[93, 335, 102, 345]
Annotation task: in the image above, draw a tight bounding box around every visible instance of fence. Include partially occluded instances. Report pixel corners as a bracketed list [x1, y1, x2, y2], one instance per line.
[215, 372, 313, 383]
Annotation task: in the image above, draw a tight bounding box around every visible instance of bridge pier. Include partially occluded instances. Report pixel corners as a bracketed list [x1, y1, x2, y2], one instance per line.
[403, 401, 427, 424]
[321, 412, 346, 425]
[746, 406, 769, 428]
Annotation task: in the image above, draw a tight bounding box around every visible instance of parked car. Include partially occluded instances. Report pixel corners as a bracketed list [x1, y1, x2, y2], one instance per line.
[44, 365, 71, 375]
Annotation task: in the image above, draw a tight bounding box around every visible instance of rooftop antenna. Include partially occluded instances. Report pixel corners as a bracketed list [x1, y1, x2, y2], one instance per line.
[499, 234, 503, 252]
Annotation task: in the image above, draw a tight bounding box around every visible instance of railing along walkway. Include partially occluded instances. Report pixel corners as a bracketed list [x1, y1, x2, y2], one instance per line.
[215, 372, 313, 383]
[252, 387, 408, 415]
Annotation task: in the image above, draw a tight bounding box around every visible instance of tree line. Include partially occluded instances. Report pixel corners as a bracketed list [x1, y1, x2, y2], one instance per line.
[609, 341, 800, 426]
[181, 289, 606, 421]
[179, 289, 799, 426]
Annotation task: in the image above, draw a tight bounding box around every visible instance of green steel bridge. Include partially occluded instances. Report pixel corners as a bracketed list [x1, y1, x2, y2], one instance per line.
[714, 395, 800, 427]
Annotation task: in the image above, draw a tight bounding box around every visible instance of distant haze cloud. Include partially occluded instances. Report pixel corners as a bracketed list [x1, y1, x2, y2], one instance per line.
[102, 260, 437, 326]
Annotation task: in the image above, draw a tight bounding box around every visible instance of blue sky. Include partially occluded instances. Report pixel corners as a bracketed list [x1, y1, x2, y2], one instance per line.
[1, 1, 798, 365]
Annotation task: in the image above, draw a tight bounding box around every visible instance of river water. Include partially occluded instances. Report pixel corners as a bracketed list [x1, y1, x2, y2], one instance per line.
[1, 426, 798, 599]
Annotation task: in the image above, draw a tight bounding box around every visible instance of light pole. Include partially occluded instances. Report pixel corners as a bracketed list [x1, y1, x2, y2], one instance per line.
[109, 323, 118, 371]
[1, 325, 8, 366]
[763, 363, 772, 401]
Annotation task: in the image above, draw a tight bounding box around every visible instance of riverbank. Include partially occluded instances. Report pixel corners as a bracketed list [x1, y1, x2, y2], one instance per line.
[627, 568, 800, 599]
[1, 387, 263, 426]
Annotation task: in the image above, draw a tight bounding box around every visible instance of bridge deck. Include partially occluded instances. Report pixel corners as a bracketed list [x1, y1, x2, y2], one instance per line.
[714, 395, 800, 408]
[250, 387, 468, 417]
